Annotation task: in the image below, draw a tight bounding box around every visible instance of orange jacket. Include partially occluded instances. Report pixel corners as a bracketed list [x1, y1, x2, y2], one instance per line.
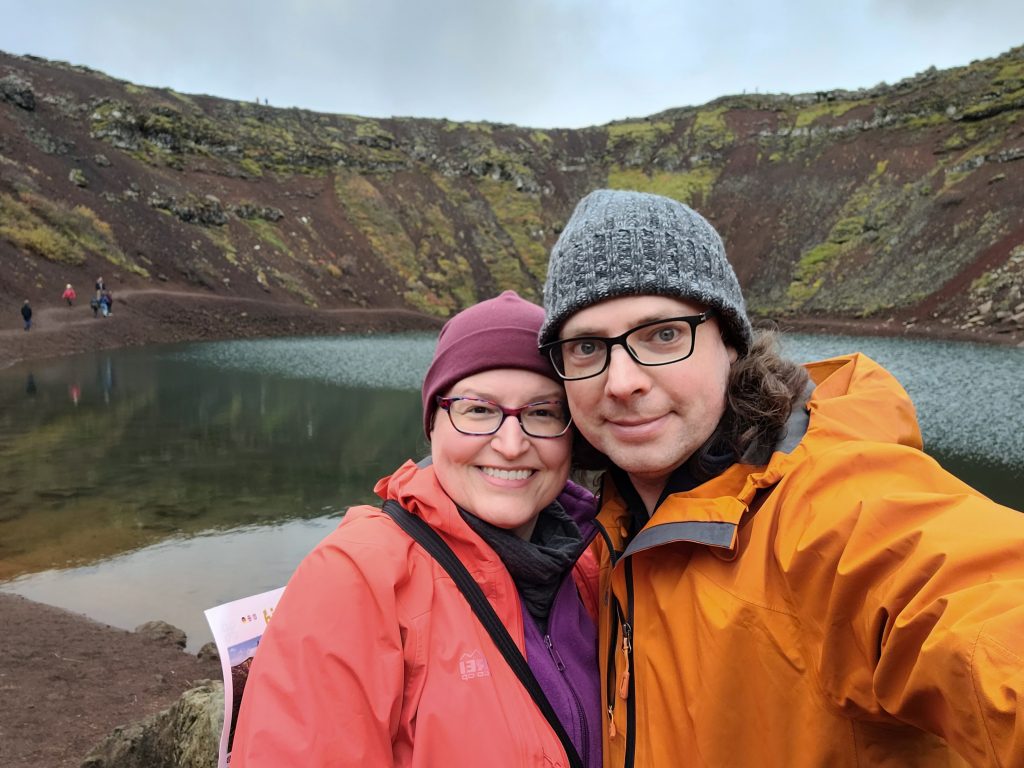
[232, 459, 600, 768]
[598, 354, 1024, 768]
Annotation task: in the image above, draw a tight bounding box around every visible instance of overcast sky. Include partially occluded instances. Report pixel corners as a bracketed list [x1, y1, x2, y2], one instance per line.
[2, 0, 1022, 129]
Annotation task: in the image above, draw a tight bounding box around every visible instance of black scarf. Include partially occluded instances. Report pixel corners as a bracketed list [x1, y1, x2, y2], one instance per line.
[611, 437, 736, 540]
[460, 501, 584, 624]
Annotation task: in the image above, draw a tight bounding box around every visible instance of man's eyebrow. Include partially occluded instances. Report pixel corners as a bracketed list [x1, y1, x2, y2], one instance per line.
[561, 314, 677, 338]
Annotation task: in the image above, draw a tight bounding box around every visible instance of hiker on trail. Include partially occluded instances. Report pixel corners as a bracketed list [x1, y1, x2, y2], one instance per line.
[99, 291, 112, 318]
[233, 291, 602, 768]
[538, 188, 1024, 768]
[20, 299, 32, 331]
[94, 276, 105, 300]
[62, 283, 76, 307]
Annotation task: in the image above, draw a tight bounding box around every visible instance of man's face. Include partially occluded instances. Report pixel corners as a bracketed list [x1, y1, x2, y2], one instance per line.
[559, 295, 736, 501]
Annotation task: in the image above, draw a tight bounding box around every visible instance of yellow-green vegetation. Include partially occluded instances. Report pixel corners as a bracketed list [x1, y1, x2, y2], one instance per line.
[476, 178, 547, 280]
[959, 87, 1024, 120]
[607, 120, 672, 143]
[691, 107, 734, 149]
[470, 143, 533, 182]
[902, 112, 948, 129]
[0, 192, 148, 275]
[605, 121, 673, 159]
[431, 176, 501, 308]
[783, 160, 899, 310]
[994, 57, 1024, 85]
[245, 218, 292, 257]
[530, 130, 553, 147]
[237, 157, 263, 177]
[166, 90, 197, 107]
[268, 267, 318, 307]
[940, 131, 1005, 190]
[354, 118, 396, 146]
[400, 185, 474, 314]
[606, 166, 719, 207]
[334, 171, 428, 308]
[829, 216, 866, 243]
[793, 99, 863, 129]
[90, 100, 234, 170]
[201, 226, 239, 267]
[787, 242, 839, 304]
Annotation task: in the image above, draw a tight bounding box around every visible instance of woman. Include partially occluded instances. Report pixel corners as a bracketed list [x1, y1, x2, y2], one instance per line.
[233, 291, 601, 768]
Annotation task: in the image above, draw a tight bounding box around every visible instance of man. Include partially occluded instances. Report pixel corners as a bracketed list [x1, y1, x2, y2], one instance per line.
[21, 299, 32, 331]
[538, 189, 1024, 767]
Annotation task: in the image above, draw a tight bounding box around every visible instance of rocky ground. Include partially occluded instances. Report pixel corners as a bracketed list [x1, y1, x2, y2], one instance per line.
[0, 592, 222, 768]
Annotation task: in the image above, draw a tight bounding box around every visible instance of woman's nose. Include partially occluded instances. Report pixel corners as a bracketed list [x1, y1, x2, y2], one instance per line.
[490, 414, 530, 457]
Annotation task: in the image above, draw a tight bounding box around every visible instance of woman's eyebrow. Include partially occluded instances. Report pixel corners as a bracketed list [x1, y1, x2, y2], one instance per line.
[455, 389, 565, 402]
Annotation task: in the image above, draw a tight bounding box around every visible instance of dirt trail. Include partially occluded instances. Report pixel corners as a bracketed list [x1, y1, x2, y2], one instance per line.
[1, 288, 443, 369]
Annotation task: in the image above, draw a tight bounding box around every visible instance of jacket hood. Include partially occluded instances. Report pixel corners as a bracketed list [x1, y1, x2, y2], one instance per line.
[604, 353, 925, 557]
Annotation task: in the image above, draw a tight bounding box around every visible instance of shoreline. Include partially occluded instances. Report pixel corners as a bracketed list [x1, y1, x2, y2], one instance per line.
[1, 289, 445, 370]
[769, 315, 1023, 347]
[3, 291, 1022, 372]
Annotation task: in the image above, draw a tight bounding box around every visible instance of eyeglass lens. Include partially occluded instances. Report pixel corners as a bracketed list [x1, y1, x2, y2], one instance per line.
[552, 316, 702, 379]
[446, 398, 569, 437]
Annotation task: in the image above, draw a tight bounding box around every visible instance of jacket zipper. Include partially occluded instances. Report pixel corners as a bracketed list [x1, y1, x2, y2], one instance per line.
[605, 560, 636, 768]
[545, 633, 590, 768]
[623, 560, 636, 768]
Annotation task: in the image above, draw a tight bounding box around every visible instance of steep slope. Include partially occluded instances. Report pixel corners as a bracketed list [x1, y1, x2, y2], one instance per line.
[1, 46, 1022, 342]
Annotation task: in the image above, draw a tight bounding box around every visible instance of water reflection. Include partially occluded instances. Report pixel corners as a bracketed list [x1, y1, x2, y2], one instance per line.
[0, 332, 1021, 648]
[0, 337, 430, 583]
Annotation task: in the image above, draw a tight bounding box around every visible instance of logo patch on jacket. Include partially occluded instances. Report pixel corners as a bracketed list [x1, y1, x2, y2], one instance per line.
[458, 650, 490, 680]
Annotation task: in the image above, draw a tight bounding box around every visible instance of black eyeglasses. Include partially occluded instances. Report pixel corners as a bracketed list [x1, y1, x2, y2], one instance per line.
[436, 396, 572, 438]
[539, 311, 715, 381]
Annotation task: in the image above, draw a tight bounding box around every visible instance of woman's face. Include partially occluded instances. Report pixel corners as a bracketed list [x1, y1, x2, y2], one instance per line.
[430, 368, 572, 540]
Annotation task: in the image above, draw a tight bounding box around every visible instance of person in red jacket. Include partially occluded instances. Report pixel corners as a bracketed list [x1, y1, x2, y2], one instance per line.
[233, 291, 602, 768]
[61, 283, 76, 307]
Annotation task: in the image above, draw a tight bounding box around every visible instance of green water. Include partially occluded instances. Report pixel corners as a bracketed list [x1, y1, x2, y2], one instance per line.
[0, 332, 1021, 650]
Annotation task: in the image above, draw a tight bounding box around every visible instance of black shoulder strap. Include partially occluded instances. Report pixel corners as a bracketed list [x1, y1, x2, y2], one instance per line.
[382, 500, 585, 768]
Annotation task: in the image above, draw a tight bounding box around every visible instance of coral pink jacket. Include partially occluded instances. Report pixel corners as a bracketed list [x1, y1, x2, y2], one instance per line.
[233, 459, 599, 767]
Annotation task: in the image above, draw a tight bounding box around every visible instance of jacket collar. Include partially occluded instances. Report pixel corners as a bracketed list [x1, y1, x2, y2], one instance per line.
[598, 353, 921, 559]
[374, 456, 598, 565]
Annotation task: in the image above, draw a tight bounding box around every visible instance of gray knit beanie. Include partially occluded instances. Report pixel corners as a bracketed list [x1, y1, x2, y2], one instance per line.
[539, 189, 753, 355]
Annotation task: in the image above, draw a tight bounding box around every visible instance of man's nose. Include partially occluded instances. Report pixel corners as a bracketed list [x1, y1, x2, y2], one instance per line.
[604, 344, 651, 399]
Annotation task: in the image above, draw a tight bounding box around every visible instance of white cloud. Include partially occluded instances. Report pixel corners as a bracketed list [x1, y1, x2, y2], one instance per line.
[1, 0, 1021, 128]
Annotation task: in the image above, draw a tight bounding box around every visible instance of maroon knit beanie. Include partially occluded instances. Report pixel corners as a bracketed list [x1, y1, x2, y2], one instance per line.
[422, 290, 557, 440]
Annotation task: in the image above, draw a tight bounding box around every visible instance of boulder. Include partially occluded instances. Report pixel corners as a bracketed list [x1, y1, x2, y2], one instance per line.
[81, 680, 223, 768]
[196, 642, 219, 663]
[0, 74, 35, 110]
[134, 620, 187, 649]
